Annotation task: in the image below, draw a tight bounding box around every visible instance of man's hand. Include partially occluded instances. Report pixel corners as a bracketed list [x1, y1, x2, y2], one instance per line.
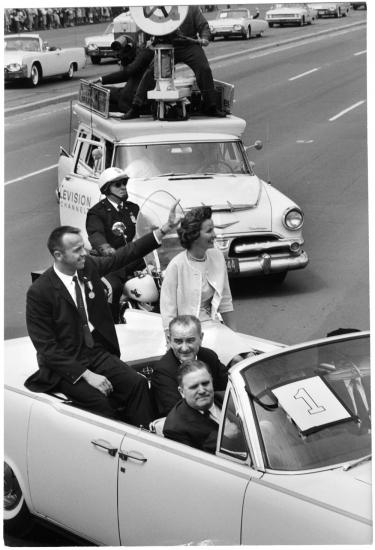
[99, 243, 116, 256]
[199, 38, 209, 47]
[159, 198, 182, 237]
[82, 370, 113, 396]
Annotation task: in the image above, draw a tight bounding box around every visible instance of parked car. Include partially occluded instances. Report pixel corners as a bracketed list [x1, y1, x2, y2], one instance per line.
[57, 79, 308, 284]
[351, 2, 366, 8]
[4, 34, 86, 87]
[266, 3, 317, 26]
[4, 317, 371, 545]
[209, 8, 268, 40]
[308, 2, 350, 17]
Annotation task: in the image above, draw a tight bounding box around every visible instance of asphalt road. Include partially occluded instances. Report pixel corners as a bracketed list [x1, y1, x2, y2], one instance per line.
[3, 8, 368, 545]
[4, 14, 368, 342]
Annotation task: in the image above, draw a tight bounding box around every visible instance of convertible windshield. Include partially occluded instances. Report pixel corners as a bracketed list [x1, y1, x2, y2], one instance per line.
[5, 37, 40, 52]
[115, 142, 251, 179]
[242, 334, 371, 471]
[219, 10, 248, 18]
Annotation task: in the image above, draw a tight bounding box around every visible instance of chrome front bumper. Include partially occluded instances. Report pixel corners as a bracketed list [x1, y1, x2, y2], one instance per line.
[227, 250, 309, 277]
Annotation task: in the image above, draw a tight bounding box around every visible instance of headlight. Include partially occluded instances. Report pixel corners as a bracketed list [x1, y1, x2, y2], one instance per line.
[283, 207, 304, 230]
[87, 43, 98, 51]
[6, 63, 22, 72]
[233, 24, 243, 30]
[214, 238, 230, 250]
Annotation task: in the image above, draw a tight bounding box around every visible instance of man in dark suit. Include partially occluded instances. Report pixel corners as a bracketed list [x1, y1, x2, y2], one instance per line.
[151, 315, 228, 417]
[163, 360, 240, 453]
[26, 201, 179, 427]
[86, 167, 144, 320]
[123, 5, 226, 119]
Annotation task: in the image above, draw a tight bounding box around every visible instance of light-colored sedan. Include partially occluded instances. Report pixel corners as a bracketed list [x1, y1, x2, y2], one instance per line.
[209, 8, 268, 40]
[4, 34, 86, 87]
[308, 2, 350, 17]
[266, 3, 317, 26]
[4, 315, 371, 545]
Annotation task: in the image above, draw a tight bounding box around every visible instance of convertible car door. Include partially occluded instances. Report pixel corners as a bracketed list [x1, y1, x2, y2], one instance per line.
[40, 49, 66, 76]
[27, 399, 124, 545]
[117, 426, 261, 546]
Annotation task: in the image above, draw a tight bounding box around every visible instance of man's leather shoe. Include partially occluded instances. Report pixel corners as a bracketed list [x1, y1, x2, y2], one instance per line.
[122, 106, 140, 120]
[204, 106, 227, 118]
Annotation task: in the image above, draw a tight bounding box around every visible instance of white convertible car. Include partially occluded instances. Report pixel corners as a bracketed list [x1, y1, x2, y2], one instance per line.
[209, 8, 268, 40]
[266, 3, 317, 26]
[4, 34, 86, 87]
[4, 314, 371, 545]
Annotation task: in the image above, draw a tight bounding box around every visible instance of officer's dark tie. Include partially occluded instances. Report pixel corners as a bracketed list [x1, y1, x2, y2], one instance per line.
[73, 275, 94, 348]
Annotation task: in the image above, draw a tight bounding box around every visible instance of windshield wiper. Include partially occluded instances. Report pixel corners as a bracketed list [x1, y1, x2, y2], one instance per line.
[157, 172, 188, 177]
[342, 454, 371, 471]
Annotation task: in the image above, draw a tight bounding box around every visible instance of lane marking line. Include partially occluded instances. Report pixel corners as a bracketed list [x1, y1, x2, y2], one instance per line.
[289, 67, 320, 81]
[5, 164, 58, 186]
[329, 100, 366, 122]
[354, 50, 366, 56]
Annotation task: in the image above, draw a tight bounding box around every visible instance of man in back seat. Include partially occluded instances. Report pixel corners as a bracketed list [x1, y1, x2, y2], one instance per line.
[151, 315, 228, 417]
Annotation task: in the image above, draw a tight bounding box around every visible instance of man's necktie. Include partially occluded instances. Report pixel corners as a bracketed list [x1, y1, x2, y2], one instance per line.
[73, 275, 94, 348]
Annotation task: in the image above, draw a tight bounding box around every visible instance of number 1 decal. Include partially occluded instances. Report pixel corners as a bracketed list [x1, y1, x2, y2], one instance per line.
[294, 388, 326, 415]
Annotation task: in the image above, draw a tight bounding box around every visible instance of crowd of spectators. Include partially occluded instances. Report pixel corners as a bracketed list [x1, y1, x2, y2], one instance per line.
[4, 7, 125, 34]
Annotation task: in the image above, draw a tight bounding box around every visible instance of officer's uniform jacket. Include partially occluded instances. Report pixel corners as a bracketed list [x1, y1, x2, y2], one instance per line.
[86, 198, 139, 251]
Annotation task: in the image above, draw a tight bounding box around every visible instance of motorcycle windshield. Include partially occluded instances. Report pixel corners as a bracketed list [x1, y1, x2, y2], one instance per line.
[136, 190, 185, 272]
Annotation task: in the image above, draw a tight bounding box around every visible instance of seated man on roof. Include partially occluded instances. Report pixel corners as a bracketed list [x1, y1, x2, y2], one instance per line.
[123, 6, 226, 119]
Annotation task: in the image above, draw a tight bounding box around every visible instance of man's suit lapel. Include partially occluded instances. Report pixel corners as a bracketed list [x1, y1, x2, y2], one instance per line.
[48, 268, 78, 312]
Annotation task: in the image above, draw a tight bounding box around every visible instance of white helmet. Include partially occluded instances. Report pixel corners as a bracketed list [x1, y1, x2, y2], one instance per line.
[124, 274, 159, 303]
[99, 167, 128, 194]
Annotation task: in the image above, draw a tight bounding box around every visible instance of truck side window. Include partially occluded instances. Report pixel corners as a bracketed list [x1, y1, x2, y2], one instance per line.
[219, 390, 249, 462]
[75, 134, 101, 176]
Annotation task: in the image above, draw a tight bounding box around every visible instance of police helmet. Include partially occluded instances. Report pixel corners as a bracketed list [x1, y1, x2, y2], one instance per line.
[99, 167, 129, 195]
[124, 274, 159, 303]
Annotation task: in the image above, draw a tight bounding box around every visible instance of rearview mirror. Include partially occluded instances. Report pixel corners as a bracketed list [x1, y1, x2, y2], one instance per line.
[244, 140, 263, 152]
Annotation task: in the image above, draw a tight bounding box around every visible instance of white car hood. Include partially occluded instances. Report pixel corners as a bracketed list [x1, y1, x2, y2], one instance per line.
[212, 17, 246, 27]
[85, 34, 113, 46]
[4, 51, 25, 64]
[266, 460, 372, 522]
[268, 7, 304, 14]
[128, 174, 272, 233]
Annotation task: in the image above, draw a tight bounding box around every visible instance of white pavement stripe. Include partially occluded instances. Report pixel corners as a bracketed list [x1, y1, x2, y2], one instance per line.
[329, 100, 366, 122]
[289, 67, 320, 81]
[354, 50, 366, 56]
[5, 164, 58, 186]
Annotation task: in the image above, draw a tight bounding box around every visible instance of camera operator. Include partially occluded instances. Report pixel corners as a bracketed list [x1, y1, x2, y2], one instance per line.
[94, 34, 154, 114]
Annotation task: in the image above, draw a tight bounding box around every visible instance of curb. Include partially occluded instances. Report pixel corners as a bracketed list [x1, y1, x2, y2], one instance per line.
[5, 20, 365, 117]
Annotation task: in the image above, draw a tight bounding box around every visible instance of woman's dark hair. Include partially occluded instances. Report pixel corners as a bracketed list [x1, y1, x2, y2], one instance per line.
[177, 206, 212, 249]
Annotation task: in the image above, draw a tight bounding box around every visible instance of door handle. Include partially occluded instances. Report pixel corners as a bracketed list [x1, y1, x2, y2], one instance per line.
[119, 451, 147, 463]
[91, 439, 118, 456]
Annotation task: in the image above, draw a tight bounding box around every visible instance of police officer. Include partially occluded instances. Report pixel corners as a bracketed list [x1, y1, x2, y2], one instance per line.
[86, 167, 145, 320]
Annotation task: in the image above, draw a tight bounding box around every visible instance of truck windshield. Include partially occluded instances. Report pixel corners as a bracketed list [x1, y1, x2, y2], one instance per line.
[242, 334, 371, 471]
[115, 141, 252, 178]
